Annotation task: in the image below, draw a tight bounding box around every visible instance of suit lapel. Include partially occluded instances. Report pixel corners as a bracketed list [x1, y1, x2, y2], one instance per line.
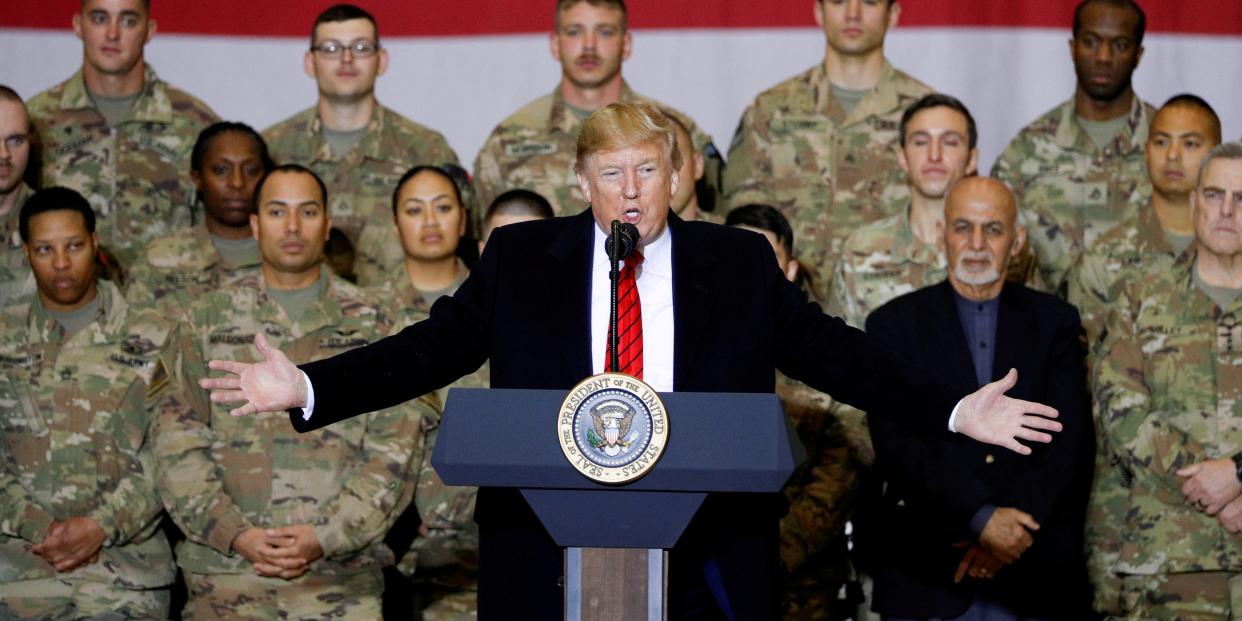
[547, 210, 595, 381]
[931, 281, 982, 391]
[669, 214, 717, 390]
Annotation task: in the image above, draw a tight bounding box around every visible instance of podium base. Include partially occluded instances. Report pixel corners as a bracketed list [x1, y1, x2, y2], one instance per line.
[565, 547, 666, 621]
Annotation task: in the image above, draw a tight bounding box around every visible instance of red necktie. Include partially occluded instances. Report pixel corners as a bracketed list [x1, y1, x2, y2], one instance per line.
[606, 251, 644, 379]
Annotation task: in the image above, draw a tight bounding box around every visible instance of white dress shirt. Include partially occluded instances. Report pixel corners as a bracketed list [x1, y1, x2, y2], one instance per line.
[590, 222, 675, 392]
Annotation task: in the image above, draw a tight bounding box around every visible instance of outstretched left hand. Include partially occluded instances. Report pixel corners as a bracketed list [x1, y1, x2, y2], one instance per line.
[955, 368, 1061, 455]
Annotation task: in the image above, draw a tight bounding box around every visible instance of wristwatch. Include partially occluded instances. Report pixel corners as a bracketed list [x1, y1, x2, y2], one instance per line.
[1233, 452, 1242, 483]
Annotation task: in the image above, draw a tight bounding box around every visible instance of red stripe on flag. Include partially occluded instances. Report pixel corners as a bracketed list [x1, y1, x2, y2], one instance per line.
[5, 0, 1241, 37]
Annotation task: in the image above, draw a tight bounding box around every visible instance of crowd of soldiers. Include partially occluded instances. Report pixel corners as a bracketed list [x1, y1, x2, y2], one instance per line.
[1, 0, 1240, 619]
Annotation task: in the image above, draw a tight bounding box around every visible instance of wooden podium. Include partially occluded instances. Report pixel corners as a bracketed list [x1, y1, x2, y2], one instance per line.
[433, 388, 803, 620]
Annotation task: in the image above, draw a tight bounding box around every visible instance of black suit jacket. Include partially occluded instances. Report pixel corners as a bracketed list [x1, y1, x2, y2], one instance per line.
[293, 210, 964, 620]
[864, 281, 1092, 619]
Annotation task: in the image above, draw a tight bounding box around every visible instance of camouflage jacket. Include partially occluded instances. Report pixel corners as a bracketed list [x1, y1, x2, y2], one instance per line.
[263, 104, 461, 287]
[776, 374, 858, 585]
[1075, 201, 1178, 614]
[0, 182, 34, 308]
[1068, 201, 1178, 348]
[374, 271, 485, 589]
[724, 61, 933, 300]
[1093, 249, 1242, 574]
[992, 95, 1155, 295]
[0, 282, 178, 588]
[125, 223, 260, 310]
[155, 266, 428, 576]
[826, 208, 947, 330]
[26, 66, 219, 268]
[471, 82, 716, 223]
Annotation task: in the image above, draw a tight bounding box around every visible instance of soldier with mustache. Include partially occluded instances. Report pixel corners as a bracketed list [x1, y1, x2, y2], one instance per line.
[472, 0, 720, 224]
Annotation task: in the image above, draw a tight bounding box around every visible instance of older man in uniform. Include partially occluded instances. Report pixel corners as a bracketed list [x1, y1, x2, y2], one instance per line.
[725, 0, 932, 301]
[0, 86, 36, 306]
[992, 0, 1153, 295]
[126, 122, 274, 309]
[1093, 143, 1242, 619]
[264, 4, 463, 286]
[0, 187, 182, 619]
[471, 0, 718, 222]
[152, 165, 428, 619]
[26, 0, 218, 269]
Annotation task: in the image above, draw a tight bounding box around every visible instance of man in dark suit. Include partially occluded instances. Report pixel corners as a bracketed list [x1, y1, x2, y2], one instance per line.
[202, 103, 1063, 620]
[865, 177, 1092, 620]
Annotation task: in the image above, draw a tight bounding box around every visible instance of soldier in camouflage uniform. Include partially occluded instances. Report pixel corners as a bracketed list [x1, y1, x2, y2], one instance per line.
[472, 0, 719, 224]
[991, 0, 1153, 296]
[127, 122, 274, 309]
[478, 189, 555, 254]
[826, 94, 981, 331]
[0, 87, 36, 307]
[1074, 96, 1221, 617]
[153, 165, 428, 620]
[0, 188, 179, 619]
[724, 204, 860, 620]
[369, 165, 484, 620]
[1070, 95, 1222, 347]
[724, 0, 933, 302]
[1092, 144, 1242, 619]
[26, 0, 218, 270]
[669, 111, 722, 225]
[263, 5, 462, 288]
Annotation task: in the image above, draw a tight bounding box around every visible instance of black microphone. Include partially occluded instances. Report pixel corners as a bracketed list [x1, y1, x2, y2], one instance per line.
[605, 221, 640, 262]
[606, 220, 639, 373]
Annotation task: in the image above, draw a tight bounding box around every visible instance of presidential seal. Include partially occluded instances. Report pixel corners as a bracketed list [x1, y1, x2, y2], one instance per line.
[558, 373, 669, 484]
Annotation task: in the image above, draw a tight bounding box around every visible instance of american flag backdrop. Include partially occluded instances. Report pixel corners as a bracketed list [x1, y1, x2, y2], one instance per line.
[2, 0, 1240, 171]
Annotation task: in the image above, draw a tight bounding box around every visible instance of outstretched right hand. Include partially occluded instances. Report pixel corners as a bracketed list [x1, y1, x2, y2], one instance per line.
[199, 333, 306, 416]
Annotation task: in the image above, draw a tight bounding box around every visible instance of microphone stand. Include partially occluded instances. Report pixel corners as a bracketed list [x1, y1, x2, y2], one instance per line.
[609, 220, 622, 373]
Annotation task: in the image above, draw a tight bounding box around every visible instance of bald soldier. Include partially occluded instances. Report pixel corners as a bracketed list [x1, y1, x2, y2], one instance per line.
[725, 0, 933, 301]
[992, 0, 1154, 295]
[264, 4, 463, 287]
[26, 0, 218, 269]
[471, 0, 719, 223]
[152, 165, 429, 619]
[0, 86, 37, 307]
[1092, 143, 1242, 619]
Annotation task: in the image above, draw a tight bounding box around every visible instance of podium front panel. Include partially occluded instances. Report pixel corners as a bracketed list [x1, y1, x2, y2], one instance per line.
[435, 388, 801, 494]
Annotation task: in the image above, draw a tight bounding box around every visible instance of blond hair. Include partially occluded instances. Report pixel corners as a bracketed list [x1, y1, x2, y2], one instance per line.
[575, 102, 683, 174]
